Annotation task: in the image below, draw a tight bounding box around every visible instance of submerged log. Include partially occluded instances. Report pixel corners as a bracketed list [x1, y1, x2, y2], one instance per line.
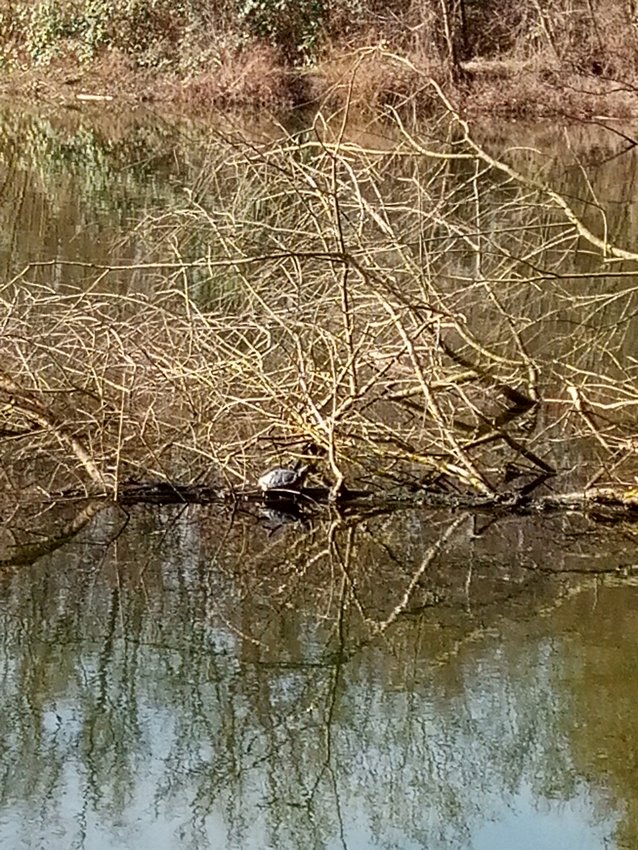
[105, 479, 638, 523]
[114, 481, 372, 507]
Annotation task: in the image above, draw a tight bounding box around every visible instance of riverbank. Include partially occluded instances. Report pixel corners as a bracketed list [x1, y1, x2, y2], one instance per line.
[2, 47, 638, 121]
[3, 0, 638, 119]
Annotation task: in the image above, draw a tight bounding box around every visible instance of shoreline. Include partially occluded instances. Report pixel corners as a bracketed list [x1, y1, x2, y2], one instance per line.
[2, 49, 638, 122]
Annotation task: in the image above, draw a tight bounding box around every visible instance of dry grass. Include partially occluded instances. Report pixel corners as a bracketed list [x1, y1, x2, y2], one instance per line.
[6, 49, 638, 120]
[314, 47, 442, 114]
[171, 44, 306, 109]
[0, 48, 157, 103]
[459, 58, 638, 119]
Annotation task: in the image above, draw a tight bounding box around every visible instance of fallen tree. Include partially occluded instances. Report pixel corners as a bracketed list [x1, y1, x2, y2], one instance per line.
[2, 90, 638, 517]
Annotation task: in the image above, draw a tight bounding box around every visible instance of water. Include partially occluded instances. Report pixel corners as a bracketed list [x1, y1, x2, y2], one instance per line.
[0, 104, 195, 283]
[2, 103, 638, 848]
[1, 502, 637, 849]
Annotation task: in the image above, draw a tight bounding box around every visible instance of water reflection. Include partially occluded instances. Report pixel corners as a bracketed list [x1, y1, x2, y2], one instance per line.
[0, 104, 309, 288]
[0, 504, 635, 848]
[4, 102, 638, 848]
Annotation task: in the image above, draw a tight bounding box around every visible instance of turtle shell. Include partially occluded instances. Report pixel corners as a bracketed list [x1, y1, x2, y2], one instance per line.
[258, 465, 308, 491]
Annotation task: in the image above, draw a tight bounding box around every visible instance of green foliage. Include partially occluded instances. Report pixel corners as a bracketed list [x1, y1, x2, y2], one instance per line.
[19, 0, 192, 66]
[21, 0, 115, 63]
[106, 0, 189, 64]
[77, 0, 110, 60]
[23, 0, 74, 64]
[3, 0, 358, 69]
[237, 0, 326, 63]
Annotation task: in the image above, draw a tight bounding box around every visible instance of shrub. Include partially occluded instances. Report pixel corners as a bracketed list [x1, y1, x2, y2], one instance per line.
[237, 0, 327, 63]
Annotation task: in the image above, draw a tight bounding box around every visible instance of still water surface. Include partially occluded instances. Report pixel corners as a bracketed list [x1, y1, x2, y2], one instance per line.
[2, 104, 638, 849]
[2, 502, 637, 849]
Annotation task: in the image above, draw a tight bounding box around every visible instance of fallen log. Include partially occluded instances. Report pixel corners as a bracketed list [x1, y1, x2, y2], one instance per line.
[100, 480, 638, 523]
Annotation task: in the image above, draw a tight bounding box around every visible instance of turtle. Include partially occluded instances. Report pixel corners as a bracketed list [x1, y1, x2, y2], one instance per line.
[258, 462, 312, 492]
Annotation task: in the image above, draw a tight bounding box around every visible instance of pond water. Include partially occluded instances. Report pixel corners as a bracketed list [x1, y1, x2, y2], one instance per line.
[3, 103, 638, 849]
[2, 502, 638, 849]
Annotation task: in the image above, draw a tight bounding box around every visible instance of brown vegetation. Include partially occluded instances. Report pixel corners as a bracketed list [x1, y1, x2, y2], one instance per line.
[2, 0, 638, 115]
